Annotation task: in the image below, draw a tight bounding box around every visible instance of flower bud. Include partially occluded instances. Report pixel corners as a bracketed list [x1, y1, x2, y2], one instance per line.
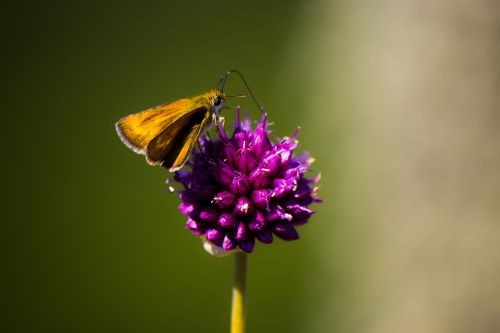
[266, 205, 292, 222]
[218, 212, 238, 228]
[250, 117, 272, 158]
[222, 235, 237, 251]
[272, 178, 298, 199]
[249, 167, 271, 188]
[206, 228, 224, 241]
[272, 223, 299, 241]
[239, 236, 255, 253]
[233, 131, 247, 150]
[223, 143, 238, 167]
[186, 219, 204, 236]
[213, 191, 236, 209]
[251, 189, 271, 209]
[235, 196, 253, 216]
[199, 207, 219, 223]
[286, 204, 314, 220]
[229, 174, 250, 195]
[262, 153, 281, 175]
[236, 148, 257, 174]
[174, 170, 192, 188]
[256, 230, 273, 244]
[235, 222, 248, 241]
[216, 164, 236, 187]
[248, 211, 266, 231]
[179, 202, 195, 216]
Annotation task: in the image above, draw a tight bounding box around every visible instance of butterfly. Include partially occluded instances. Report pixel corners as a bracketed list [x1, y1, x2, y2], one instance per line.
[115, 70, 260, 172]
[116, 90, 225, 171]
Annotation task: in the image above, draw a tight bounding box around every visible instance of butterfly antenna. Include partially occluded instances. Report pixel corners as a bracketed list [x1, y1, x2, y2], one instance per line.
[218, 70, 263, 114]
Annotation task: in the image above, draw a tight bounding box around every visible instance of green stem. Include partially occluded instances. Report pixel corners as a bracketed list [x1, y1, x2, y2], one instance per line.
[230, 252, 248, 333]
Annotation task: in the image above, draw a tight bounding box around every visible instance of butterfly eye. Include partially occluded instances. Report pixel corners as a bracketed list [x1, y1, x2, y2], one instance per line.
[213, 96, 222, 107]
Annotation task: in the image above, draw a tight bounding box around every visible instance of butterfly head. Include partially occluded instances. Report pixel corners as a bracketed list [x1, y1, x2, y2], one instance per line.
[207, 90, 226, 116]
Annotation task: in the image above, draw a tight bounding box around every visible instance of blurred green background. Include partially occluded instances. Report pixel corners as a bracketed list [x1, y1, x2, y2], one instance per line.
[2, 1, 500, 333]
[2, 2, 331, 333]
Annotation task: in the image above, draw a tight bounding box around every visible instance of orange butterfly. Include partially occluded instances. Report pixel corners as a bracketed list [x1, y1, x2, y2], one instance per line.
[116, 90, 225, 171]
[115, 70, 260, 172]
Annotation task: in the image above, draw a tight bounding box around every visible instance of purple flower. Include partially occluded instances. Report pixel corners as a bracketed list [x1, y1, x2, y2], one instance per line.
[173, 108, 320, 254]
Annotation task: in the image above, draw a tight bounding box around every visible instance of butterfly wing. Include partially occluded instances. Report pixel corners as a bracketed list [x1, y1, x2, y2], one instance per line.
[115, 98, 193, 155]
[147, 107, 212, 170]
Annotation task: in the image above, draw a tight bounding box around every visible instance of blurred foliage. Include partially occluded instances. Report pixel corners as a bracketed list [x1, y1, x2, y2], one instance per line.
[1, 1, 332, 333]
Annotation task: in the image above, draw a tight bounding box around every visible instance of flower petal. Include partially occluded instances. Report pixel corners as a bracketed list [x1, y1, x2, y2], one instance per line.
[250, 115, 272, 158]
[239, 236, 255, 253]
[235, 196, 253, 216]
[186, 219, 205, 236]
[198, 207, 219, 223]
[236, 148, 257, 174]
[272, 223, 299, 240]
[251, 189, 271, 210]
[229, 174, 250, 195]
[266, 205, 293, 222]
[206, 228, 225, 241]
[216, 164, 236, 187]
[235, 222, 248, 241]
[222, 235, 237, 250]
[248, 211, 266, 231]
[213, 191, 236, 209]
[218, 212, 238, 228]
[249, 167, 271, 188]
[256, 229, 273, 244]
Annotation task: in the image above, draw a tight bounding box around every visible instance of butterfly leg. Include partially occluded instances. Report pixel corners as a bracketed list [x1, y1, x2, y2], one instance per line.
[218, 116, 225, 128]
[214, 109, 220, 124]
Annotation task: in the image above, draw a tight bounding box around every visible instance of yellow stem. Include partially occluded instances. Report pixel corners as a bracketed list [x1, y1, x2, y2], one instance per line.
[230, 252, 248, 333]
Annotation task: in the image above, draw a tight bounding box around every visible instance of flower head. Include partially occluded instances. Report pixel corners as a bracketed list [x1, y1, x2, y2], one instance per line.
[173, 108, 320, 255]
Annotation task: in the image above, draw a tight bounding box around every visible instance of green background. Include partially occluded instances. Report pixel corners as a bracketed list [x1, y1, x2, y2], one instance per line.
[2, 2, 343, 333]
